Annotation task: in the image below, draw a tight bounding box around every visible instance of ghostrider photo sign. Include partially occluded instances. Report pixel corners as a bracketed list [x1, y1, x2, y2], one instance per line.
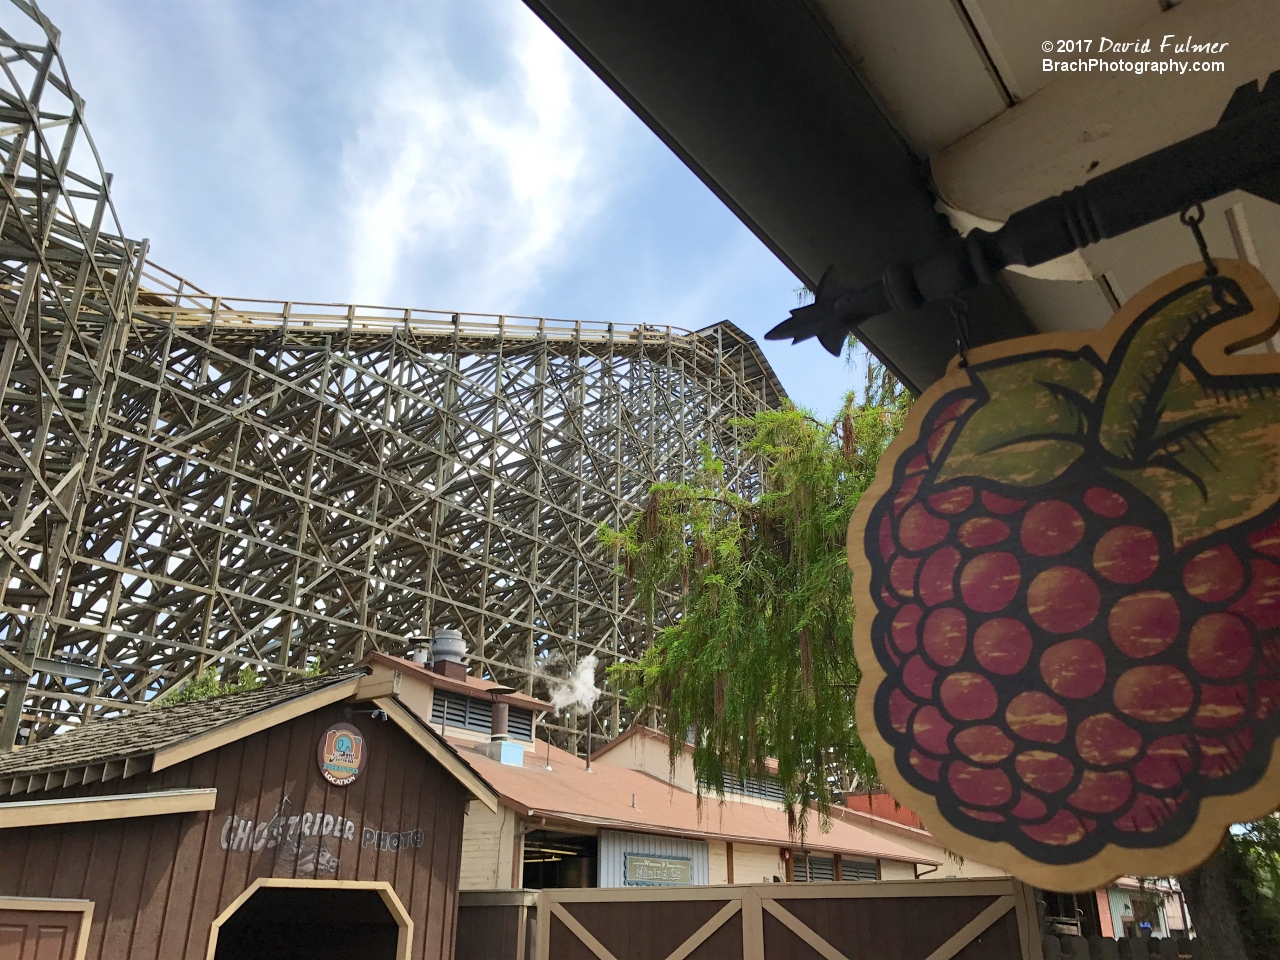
[850, 258, 1280, 890]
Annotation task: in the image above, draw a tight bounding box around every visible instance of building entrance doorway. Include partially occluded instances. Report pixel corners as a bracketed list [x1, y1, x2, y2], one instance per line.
[522, 830, 598, 889]
[1038, 888, 1102, 938]
[210, 881, 410, 960]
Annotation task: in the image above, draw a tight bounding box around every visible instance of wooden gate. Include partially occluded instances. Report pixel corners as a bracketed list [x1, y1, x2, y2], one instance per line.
[458, 889, 538, 960]
[536, 877, 1043, 960]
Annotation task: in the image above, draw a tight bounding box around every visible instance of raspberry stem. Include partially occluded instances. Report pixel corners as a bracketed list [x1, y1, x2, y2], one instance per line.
[934, 271, 1280, 549]
[1098, 276, 1248, 461]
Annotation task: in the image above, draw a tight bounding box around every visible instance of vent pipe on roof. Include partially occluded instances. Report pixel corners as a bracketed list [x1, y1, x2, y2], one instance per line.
[431, 627, 465, 662]
[483, 700, 529, 766]
[491, 702, 509, 741]
[430, 627, 468, 680]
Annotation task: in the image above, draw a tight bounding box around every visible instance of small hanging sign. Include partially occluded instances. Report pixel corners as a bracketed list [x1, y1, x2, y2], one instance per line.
[318, 722, 366, 787]
[624, 853, 693, 886]
[850, 258, 1280, 890]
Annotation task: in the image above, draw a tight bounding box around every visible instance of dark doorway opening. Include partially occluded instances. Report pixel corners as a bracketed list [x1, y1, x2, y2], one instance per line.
[522, 830, 598, 889]
[1038, 888, 1103, 939]
[213, 886, 402, 960]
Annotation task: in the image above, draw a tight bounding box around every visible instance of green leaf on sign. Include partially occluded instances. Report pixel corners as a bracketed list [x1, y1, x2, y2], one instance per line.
[934, 354, 1104, 488]
[1111, 362, 1280, 549]
[931, 273, 1280, 550]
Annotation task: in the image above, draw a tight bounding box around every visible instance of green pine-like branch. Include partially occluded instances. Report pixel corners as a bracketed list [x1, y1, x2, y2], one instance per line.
[604, 363, 910, 839]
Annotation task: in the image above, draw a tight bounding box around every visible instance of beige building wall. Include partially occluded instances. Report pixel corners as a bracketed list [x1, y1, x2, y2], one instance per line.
[392, 670, 495, 747]
[389, 672, 433, 728]
[888, 833, 1006, 879]
[708, 840, 729, 884]
[879, 859, 917, 881]
[460, 802, 519, 889]
[720, 789, 786, 813]
[732, 842, 787, 884]
[594, 731, 696, 792]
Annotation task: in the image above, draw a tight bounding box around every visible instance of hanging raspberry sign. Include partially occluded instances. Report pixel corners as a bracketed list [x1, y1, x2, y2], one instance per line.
[850, 258, 1280, 889]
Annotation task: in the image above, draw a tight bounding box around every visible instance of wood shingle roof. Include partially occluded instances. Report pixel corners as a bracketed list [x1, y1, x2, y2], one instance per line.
[0, 672, 361, 787]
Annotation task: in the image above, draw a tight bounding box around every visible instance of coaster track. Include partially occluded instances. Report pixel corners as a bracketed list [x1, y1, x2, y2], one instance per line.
[0, 0, 782, 746]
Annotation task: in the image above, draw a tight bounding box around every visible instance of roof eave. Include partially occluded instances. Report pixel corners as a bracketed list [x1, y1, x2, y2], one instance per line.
[359, 651, 553, 712]
[0, 673, 365, 793]
[517, 807, 938, 865]
[375, 698, 502, 814]
[151, 674, 362, 772]
[521, 0, 1033, 392]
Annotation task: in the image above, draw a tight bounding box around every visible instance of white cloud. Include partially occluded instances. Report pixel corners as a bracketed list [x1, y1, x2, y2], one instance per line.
[33, 1, 848, 410]
[341, 2, 617, 311]
[41, 0, 328, 297]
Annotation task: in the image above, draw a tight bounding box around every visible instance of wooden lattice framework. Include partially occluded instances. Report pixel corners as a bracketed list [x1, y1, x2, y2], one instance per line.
[0, 0, 782, 747]
[0, 0, 148, 748]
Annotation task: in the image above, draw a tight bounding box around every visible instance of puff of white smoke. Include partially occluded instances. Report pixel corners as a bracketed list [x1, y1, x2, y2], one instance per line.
[549, 655, 600, 714]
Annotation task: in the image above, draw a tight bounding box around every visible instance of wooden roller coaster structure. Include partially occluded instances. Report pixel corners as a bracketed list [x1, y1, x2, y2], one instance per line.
[0, 0, 783, 749]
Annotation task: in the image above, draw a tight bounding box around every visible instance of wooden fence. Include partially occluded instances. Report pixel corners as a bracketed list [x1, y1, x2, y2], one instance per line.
[534, 877, 1042, 960]
[457, 890, 538, 960]
[1041, 934, 1196, 959]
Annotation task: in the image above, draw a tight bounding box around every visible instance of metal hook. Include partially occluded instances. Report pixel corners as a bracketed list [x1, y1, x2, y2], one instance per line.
[951, 296, 971, 369]
[1179, 203, 1218, 277]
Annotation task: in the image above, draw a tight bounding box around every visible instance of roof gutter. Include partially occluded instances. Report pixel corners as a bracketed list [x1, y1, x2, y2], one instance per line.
[829, 804, 941, 845]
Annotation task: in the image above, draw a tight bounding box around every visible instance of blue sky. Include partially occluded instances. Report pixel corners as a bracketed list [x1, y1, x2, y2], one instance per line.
[44, 0, 858, 416]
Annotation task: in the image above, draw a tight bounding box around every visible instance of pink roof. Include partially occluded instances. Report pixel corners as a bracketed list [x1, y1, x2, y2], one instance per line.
[448, 735, 936, 865]
[840, 792, 924, 829]
[591, 725, 779, 775]
[829, 803, 943, 847]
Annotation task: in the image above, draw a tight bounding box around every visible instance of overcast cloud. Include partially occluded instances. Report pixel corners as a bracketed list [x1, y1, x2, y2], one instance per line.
[339, 6, 619, 309]
[40, 0, 855, 415]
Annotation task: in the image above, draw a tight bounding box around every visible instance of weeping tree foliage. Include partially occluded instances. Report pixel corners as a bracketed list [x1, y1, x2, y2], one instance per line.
[1217, 816, 1280, 958]
[603, 356, 909, 835]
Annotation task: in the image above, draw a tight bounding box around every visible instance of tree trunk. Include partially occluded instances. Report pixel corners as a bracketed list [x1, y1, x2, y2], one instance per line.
[1178, 846, 1250, 960]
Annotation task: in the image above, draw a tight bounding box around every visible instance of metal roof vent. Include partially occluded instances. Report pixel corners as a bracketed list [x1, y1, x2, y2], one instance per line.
[430, 627, 467, 679]
[431, 627, 465, 663]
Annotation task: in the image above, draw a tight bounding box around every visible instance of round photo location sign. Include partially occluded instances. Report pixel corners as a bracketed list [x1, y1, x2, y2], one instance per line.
[318, 722, 365, 786]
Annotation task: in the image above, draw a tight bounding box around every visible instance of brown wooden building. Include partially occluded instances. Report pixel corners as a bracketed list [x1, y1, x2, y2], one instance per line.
[0, 669, 498, 960]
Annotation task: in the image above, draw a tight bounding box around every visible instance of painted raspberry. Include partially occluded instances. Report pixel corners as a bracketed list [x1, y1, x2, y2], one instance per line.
[859, 265, 1280, 870]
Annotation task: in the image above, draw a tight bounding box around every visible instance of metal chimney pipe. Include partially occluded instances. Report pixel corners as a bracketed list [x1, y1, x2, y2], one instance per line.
[491, 701, 509, 741]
